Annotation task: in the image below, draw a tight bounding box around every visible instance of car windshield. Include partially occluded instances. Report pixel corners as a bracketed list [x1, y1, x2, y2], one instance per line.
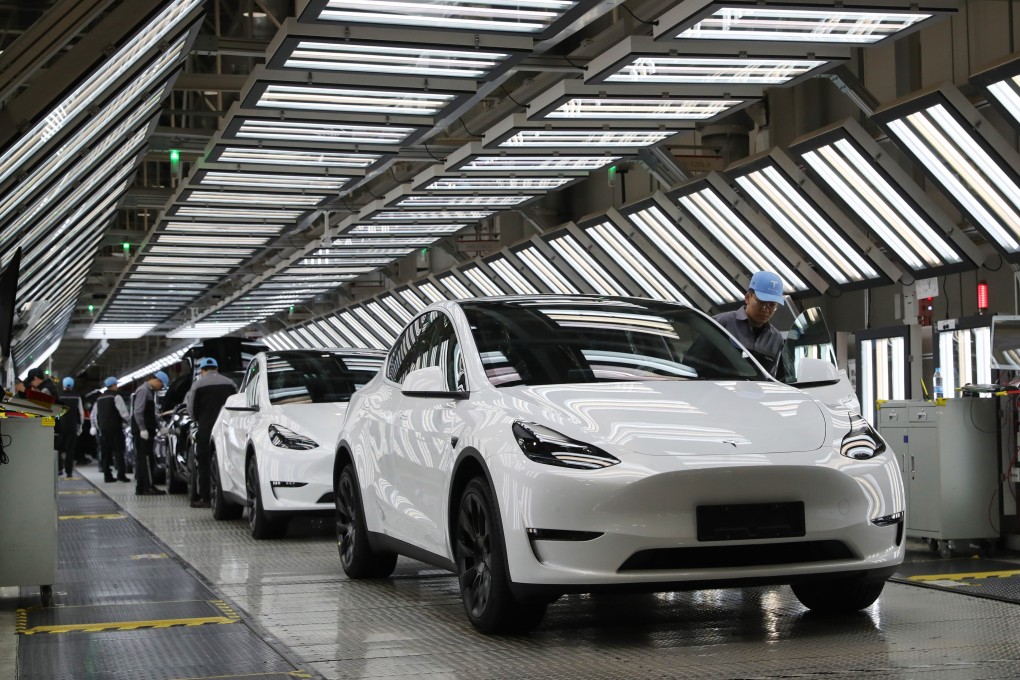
[266, 351, 383, 405]
[462, 298, 765, 387]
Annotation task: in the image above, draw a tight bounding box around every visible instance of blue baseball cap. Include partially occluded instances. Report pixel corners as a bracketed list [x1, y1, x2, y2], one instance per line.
[154, 370, 170, 386]
[197, 357, 218, 369]
[104, 376, 118, 388]
[748, 270, 785, 305]
[62, 377, 74, 389]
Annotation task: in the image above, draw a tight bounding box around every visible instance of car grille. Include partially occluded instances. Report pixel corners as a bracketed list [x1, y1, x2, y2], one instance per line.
[618, 540, 854, 571]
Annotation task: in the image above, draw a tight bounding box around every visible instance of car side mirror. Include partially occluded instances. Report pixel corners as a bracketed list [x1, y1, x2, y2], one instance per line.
[402, 366, 468, 399]
[791, 357, 840, 387]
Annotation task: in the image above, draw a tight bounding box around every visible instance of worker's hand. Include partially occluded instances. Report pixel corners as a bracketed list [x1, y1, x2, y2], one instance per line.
[90, 426, 97, 436]
[139, 429, 149, 440]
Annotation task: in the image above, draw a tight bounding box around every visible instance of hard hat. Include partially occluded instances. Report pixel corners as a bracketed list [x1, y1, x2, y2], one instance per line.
[62, 377, 74, 389]
[104, 376, 117, 388]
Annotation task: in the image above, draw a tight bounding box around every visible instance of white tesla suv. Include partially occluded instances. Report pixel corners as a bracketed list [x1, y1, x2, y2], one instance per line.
[334, 297, 904, 632]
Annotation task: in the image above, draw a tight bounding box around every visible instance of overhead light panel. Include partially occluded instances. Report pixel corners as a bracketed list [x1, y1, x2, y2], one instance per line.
[512, 244, 580, 294]
[211, 144, 383, 168]
[486, 256, 540, 294]
[84, 323, 157, 340]
[653, 1, 952, 44]
[582, 221, 692, 303]
[874, 84, 1020, 263]
[547, 231, 628, 296]
[462, 265, 506, 296]
[196, 170, 350, 192]
[585, 37, 848, 85]
[791, 117, 978, 275]
[227, 117, 412, 145]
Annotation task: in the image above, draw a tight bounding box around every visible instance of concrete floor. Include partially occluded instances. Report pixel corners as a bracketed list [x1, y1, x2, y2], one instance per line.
[7, 462, 1020, 679]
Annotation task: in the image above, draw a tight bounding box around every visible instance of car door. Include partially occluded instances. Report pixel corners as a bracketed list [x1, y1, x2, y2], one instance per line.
[390, 312, 465, 557]
[221, 357, 262, 497]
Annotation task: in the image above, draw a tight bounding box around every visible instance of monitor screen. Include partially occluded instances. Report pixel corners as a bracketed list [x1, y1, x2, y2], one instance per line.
[990, 315, 1020, 371]
[0, 248, 21, 361]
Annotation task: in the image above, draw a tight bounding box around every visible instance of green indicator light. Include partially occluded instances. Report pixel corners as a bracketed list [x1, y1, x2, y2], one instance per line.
[87, 304, 94, 313]
[122, 242, 130, 251]
[169, 149, 180, 163]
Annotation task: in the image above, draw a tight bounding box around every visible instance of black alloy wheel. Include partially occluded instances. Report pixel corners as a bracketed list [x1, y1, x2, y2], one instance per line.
[210, 452, 241, 520]
[335, 463, 396, 578]
[246, 455, 284, 539]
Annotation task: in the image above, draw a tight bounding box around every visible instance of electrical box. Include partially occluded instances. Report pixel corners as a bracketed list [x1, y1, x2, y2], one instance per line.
[877, 399, 999, 552]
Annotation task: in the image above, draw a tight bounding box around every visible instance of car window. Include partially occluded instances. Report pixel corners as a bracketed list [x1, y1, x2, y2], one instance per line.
[387, 311, 439, 384]
[266, 352, 384, 405]
[244, 360, 260, 407]
[424, 313, 462, 392]
[463, 300, 763, 387]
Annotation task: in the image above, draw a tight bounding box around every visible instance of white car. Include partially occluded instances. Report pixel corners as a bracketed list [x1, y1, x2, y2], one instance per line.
[211, 348, 385, 538]
[335, 296, 905, 633]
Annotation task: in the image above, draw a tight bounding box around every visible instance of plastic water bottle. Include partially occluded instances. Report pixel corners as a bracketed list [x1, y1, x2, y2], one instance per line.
[933, 367, 943, 400]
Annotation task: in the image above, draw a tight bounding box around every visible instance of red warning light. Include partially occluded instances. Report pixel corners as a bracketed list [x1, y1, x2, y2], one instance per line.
[977, 281, 989, 312]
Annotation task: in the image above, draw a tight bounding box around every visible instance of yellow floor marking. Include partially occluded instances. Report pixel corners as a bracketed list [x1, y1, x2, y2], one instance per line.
[20, 616, 237, 634]
[130, 553, 168, 560]
[908, 569, 1020, 582]
[164, 671, 313, 680]
[58, 513, 125, 520]
[58, 490, 98, 495]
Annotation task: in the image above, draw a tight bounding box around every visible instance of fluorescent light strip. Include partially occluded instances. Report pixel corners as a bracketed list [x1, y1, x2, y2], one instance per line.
[350, 222, 466, 235]
[735, 166, 880, 283]
[333, 236, 437, 247]
[584, 222, 690, 302]
[148, 245, 256, 257]
[500, 130, 676, 146]
[424, 177, 572, 191]
[263, 331, 295, 351]
[365, 300, 406, 335]
[380, 294, 414, 323]
[987, 78, 1020, 125]
[460, 156, 618, 171]
[887, 106, 1020, 253]
[172, 206, 306, 220]
[216, 146, 382, 167]
[547, 234, 627, 296]
[488, 257, 539, 294]
[163, 221, 285, 235]
[141, 255, 243, 266]
[339, 310, 388, 348]
[233, 118, 411, 145]
[286, 41, 509, 78]
[184, 190, 325, 206]
[676, 8, 929, 43]
[155, 234, 269, 246]
[370, 210, 494, 220]
[416, 282, 447, 304]
[84, 323, 157, 339]
[678, 189, 809, 289]
[604, 57, 826, 84]
[0, 0, 201, 187]
[134, 265, 233, 275]
[800, 140, 962, 269]
[258, 83, 455, 115]
[325, 317, 367, 347]
[396, 195, 530, 207]
[626, 206, 743, 304]
[315, 0, 577, 33]
[462, 266, 506, 296]
[352, 306, 396, 342]
[198, 171, 349, 191]
[399, 289, 428, 311]
[515, 246, 579, 293]
[543, 97, 742, 120]
[167, 321, 248, 339]
[437, 274, 472, 299]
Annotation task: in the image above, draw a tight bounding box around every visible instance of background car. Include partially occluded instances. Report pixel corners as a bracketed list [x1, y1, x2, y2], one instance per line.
[211, 348, 386, 538]
[334, 296, 905, 633]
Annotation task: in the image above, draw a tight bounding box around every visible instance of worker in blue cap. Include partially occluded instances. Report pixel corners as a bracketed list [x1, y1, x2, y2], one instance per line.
[131, 370, 170, 495]
[93, 376, 131, 483]
[714, 270, 786, 373]
[185, 358, 237, 508]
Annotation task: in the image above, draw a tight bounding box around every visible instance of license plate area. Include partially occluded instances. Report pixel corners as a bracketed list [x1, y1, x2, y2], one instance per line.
[696, 502, 805, 542]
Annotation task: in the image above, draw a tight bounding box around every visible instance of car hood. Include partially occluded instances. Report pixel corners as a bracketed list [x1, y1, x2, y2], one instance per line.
[272, 402, 350, 445]
[498, 380, 828, 455]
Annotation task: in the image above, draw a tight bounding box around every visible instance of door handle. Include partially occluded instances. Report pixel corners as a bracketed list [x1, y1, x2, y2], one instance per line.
[911, 455, 915, 473]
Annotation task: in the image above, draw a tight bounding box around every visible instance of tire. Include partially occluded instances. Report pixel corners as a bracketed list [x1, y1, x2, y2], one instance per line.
[335, 462, 396, 578]
[211, 452, 242, 520]
[246, 455, 286, 539]
[455, 477, 546, 634]
[166, 440, 186, 494]
[938, 540, 954, 559]
[791, 577, 886, 614]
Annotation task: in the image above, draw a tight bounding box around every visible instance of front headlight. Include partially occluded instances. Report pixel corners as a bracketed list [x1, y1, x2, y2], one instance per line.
[512, 421, 620, 470]
[267, 424, 318, 450]
[839, 414, 886, 460]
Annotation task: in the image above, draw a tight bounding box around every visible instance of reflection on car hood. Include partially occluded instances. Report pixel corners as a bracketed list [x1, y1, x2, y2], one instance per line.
[501, 381, 827, 455]
[274, 402, 350, 445]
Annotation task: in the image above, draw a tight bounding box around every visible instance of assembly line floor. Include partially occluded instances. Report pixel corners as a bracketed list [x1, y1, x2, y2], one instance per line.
[5, 464, 1020, 679]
